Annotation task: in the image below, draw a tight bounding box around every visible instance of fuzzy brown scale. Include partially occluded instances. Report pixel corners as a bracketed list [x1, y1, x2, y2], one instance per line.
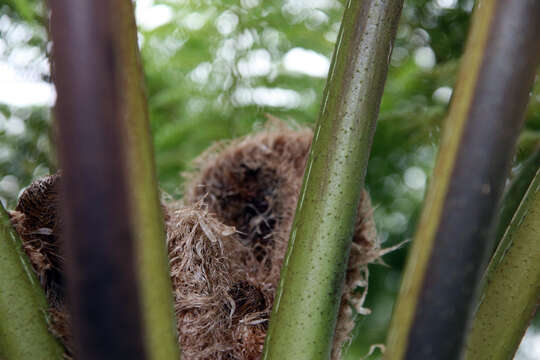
[9, 123, 381, 360]
[183, 126, 315, 291]
[183, 124, 380, 359]
[227, 281, 267, 322]
[7, 173, 74, 356]
[10, 173, 64, 304]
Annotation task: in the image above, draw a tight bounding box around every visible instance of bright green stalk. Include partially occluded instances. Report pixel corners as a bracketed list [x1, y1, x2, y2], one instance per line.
[0, 204, 64, 359]
[112, 1, 180, 359]
[464, 168, 540, 360]
[262, 1, 403, 359]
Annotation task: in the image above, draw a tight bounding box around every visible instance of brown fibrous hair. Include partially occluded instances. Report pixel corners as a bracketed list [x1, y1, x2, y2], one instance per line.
[10, 122, 384, 360]
[180, 122, 380, 359]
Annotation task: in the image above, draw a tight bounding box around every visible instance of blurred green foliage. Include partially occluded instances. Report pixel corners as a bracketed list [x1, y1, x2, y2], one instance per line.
[0, 0, 539, 358]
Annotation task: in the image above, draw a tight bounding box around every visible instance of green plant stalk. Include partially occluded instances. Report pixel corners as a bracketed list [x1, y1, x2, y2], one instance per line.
[464, 168, 540, 360]
[494, 148, 540, 244]
[384, 1, 540, 359]
[0, 205, 64, 359]
[262, 1, 403, 359]
[112, 1, 180, 359]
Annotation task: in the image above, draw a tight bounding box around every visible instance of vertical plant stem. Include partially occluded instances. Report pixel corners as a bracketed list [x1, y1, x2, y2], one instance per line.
[385, 1, 540, 360]
[50, 1, 147, 358]
[111, 1, 180, 359]
[494, 148, 540, 244]
[0, 205, 64, 359]
[262, 1, 403, 359]
[464, 168, 540, 360]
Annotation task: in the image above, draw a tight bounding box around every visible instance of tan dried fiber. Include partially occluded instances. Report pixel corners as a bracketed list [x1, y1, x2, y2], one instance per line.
[7, 174, 73, 356]
[166, 202, 269, 360]
[183, 122, 314, 290]
[183, 122, 381, 359]
[9, 173, 64, 303]
[10, 121, 385, 360]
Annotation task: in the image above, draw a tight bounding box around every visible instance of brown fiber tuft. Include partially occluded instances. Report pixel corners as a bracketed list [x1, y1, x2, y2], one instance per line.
[183, 122, 380, 359]
[10, 121, 383, 359]
[166, 202, 270, 360]
[8, 173, 73, 356]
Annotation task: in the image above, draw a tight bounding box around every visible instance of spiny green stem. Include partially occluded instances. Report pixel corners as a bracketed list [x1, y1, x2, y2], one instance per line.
[262, 1, 403, 359]
[464, 168, 540, 360]
[0, 204, 64, 359]
[385, 1, 540, 359]
[494, 148, 540, 245]
[113, 1, 180, 358]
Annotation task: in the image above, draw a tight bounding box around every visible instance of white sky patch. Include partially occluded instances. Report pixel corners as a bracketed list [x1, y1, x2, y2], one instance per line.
[262, 28, 280, 49]
[404, 166, 427, 190]
[238, 49, 272, 77]
[391, 46, 409, 66]
[0, 62, 55, 107]
[190, 62, 212, 84]
[5, 116, 25, 135]
[283, 47, 330, 78]
[241, 0, 260, 9]
[0, 17, 53, 107]
[414, 46, 436, 69]
[306, 10, 329, 28]
[433, 86, 453, 104]
[324, 22, 340, 43]
[137, 32, 145, 48]
[236, 30, 254, 51]
[233, 87, 302, 108]
[282, 0, 341, 15]
[135, 0, 173, 30]
[0, 175, 19, 196]
[385, 212, 408, 234]
[436, 0, 458, 9]
[0, 16, 33, 43]
[184, 12, 207, 31]
[216, 10, 238, 35]
[516, 327, 540, 360]
[32, 164, 51, 178]
[8, 46, 42, 68]
[410, 28, 431, 47]
[0, 143, 11, 161]
[217, 39, 236, 62]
